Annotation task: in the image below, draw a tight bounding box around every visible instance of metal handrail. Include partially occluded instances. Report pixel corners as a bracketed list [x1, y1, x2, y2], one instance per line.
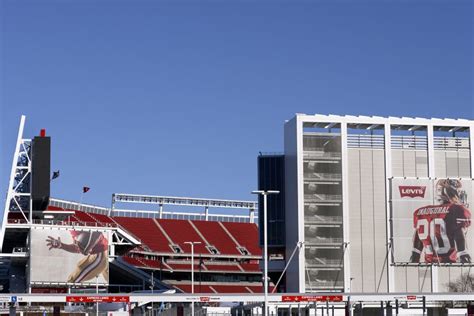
[305, 237, 344, 244]
[433, 136, 470, 150]
[391, 135, 428, 149]
[7, 218, 117, 228]
[304, 173, 342, 180]
[304, 215, 343, 223]
[306, 259, 342, 266]
[304, 194, 342, 201]
[302, 150, 342, 158]
[307, 280, 344, 287]
[347, 134, 385, 149]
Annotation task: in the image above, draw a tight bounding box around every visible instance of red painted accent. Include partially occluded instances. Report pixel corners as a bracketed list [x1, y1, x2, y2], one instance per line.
[40, 129, 46, 137]
[66, 296, 129, 303]
[31, 287, 68, 294]
[282, 295, 344, 302]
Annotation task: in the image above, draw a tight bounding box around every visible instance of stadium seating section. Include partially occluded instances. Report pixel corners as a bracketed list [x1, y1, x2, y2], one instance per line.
[29, 207, 261, 258]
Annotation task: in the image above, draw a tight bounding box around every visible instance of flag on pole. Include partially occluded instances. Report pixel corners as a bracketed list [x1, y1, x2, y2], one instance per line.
[83, 187, 90, 193]
[51, 170, 60, 180]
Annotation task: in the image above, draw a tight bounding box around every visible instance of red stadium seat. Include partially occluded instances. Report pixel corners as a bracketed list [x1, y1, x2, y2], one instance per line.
[221, 222, 261, 255]
[192, 220, 242, 256]
[157, 219, 208, 254]
[113, 217, 170, 253]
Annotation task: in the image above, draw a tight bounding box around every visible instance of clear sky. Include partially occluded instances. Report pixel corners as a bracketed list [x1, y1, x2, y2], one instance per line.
[1, 0, 473, 211]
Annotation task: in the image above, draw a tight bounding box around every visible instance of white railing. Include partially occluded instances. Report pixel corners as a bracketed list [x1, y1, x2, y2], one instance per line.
[391, 135, 428, 150]
[111, 209, 257, 223]
[306, 259, 342, 266]
[433, 136, 470, 150]
[303, 150, 342, 159]
[304, 173, 342, 181]
[7, 218, 117, 228]
[307, 280, 344, 288]
[49, 198, 110, 215]
[113, 193, 257, 210]
[50, 198, 257, 224]
[304, 215, 343, 223]
[305, 237, 344, 244]
[347, 134, 385, 149]
[304, 194, 342, 202]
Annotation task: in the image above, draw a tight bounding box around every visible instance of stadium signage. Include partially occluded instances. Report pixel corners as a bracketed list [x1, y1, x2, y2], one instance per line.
[399, 186, 426, 198]
[66, 296, 129, 303]
[282, 295, 343, 302]
[0, 296, 16, 303]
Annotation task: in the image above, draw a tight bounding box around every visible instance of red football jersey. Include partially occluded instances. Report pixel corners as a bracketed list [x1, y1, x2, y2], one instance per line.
[70, 231, 108, 255]
[413, 203, 471, 263]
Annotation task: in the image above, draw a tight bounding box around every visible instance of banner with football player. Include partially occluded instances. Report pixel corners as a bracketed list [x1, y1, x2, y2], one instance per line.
[391, 178, 472, 264]
[30, 227, 109, 284]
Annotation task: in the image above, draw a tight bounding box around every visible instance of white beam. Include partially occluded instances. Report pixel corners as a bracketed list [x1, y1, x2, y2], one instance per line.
[0, 115, 27, 251]
[113, 194, 257, 210]
[384, 123, 395, 292]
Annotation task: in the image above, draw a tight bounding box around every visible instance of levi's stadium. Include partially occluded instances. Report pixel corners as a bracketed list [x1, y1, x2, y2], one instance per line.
[0, 114, 473, 316]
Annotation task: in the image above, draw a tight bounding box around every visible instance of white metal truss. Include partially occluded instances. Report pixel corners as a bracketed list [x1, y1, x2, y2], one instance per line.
[0, 116, 32, 251]
[111, 193, 258, 221]
[112, 193, 257, 209]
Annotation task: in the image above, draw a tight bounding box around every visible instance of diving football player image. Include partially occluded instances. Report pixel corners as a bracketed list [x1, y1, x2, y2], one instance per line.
[410, 179, 471, 264]
[46, 230, 109, 283]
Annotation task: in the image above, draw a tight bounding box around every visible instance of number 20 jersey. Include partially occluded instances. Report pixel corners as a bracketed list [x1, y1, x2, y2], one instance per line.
[413, 203, 471, 263]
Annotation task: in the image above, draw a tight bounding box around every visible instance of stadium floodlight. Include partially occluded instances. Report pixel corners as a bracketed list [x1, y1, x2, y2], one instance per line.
[252, 190, 280, 316]
[184, 241, 201, 316]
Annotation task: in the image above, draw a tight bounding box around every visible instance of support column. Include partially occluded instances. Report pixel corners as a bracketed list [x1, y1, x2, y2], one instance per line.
[205, 206, 209, 221]
[470, 124, 474, 178]
[427, 124, 438, 292]
[249, 208, 255, 223]
[9, 305, 16, 316]
[109, 194, 115, 216]
[159, 204, 163, 219]
[384, 123, 395, 292]
[341, 121, 351, 292]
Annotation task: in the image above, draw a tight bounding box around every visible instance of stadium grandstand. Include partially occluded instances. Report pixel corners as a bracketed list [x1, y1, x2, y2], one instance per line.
[38, 198, 264, 294]
[2, 115, 474, 316]
[0, 115, 271, 315]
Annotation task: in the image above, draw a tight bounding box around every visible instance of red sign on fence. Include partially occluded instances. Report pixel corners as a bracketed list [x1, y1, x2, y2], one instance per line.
[282, 295, 343, 302]
[66, 296, 129, 303]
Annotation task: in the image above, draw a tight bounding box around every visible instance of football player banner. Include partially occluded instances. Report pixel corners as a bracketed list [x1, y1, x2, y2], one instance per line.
[30, 227, 109, 284]
[391, 178, 472, 264]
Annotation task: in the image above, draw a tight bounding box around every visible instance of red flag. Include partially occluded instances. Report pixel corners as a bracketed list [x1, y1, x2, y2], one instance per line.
[83, 187, 90, 193]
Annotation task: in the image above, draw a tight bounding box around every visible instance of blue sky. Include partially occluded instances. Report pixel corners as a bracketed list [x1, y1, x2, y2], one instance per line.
[1, 0, 473, 211]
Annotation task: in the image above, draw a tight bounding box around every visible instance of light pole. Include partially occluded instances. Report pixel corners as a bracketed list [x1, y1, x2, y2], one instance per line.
[252, 190, 280, 316]
[150, 271, 154, 316]
[95, 276, 99, 316]
[184, 241, 201, 316]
